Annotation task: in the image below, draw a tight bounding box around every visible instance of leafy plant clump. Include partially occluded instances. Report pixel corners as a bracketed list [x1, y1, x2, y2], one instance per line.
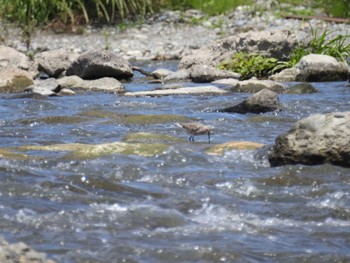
[218, 52, 279, 80]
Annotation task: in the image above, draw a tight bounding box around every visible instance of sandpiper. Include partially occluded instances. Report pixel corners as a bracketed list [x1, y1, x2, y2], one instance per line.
[177, 122, 211, 143]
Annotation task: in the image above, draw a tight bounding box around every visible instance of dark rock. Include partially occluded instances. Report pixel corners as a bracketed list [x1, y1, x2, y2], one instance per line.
[66, 49, 133, 80]
[268, 112, 350, 167]
[219, 89, 282, 114]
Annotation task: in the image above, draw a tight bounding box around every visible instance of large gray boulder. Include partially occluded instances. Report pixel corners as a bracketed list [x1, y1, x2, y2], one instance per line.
[219, 89, 281, 114]
[66, 49, 133, 80]
[268, 112, 350, 167]
[295, 54, 349, 82]
[270, 54, 349, 82]
[33, 49, 79, 77]
[179, 29, 310, 69]
[0, 45, 31, 70]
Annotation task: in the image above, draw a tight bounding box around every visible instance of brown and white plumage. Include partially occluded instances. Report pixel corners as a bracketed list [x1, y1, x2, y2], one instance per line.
[177, 122, 211, 143]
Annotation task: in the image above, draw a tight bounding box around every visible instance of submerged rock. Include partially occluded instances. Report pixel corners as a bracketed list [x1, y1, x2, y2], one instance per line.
[15, 141, 169, 159]
[206, 141, 265, 155]
[219, 89, 282, 114]
[268, 112, 350, 167]
[123, 132, 185, 143]
[66, 49, 133, 80]
[283, 82, 318, 94]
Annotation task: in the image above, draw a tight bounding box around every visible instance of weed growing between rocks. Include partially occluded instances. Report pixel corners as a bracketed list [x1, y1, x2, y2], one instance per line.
[218, 53, 278, 80]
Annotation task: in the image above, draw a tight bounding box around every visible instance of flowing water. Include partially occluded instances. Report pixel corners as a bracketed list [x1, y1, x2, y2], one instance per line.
[0, 61, 350, 263]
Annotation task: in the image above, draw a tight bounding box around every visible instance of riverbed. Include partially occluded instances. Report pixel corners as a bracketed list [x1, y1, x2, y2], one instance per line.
[1, 60, 350, 262]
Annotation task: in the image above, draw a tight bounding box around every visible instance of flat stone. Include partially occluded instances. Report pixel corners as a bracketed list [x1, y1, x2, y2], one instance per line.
[231, 79, 288, 93]
[0, 67, 34, 93]
[206, 141, 265, 155]
[124, 85, 228, 97]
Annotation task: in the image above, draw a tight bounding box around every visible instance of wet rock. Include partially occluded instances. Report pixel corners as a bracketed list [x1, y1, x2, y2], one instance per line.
[295, 54, 349, 82]
[0, 236, 55, 263]
[219, 89, 281, 114]
[25, 78, 61, 96]
[125, 85, 228, 97]
[230, 79, 288, 93]
[179, 29, 310, 69]
[15, 141, 169, 159]
[268, 111, 350, 167]
[190, 65, 240, 83]
[0, 67, 34, 93]
[33, 49, 79, 77]
[66, 49, 133, 80]
[283, 82, 318, 94]
[206, 141, 265, 155]
[0, 45, 31, 70]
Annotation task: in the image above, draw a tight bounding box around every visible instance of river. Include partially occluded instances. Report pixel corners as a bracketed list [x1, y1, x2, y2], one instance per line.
[0, 61, 349, 262]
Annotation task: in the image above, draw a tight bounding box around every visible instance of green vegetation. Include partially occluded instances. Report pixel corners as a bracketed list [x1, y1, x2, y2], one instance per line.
[218, 53, 279, 80]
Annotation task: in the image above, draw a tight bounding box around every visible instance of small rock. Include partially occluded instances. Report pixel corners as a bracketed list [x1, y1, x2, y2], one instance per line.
[190, 65, 240, 83]
[151, 68, 174, 79]
[163, 69, 190, 82]
[206, 141, 265, 155]
[231, 79, 288, 93]
[58, 76, 124, 92]
[218, 89, 282, 114]
[25, 78, 61, 96]
[212, 78, 240, 87]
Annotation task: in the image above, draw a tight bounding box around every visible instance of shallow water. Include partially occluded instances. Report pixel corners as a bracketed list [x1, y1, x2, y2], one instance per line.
[0, 61, 350, 263]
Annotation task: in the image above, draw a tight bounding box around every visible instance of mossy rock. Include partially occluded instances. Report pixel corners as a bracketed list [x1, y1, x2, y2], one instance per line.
[19, 116, 89, 125]
[247, 115, 295, 123]
[0, 75, 34, 93]
[0, 148, 28, 160]
[283, 83, 318, 94]
[16, 141, 169, 159]
[205, 141, 265, 155]
[79, 110, 192, 125]
[123, 132, 185, 143]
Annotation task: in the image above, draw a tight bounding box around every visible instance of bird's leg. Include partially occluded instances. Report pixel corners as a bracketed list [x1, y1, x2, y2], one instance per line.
[208, 132, 211, 143]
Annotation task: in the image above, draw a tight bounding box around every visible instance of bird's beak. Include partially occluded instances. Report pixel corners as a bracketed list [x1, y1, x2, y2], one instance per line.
[208, 131, 211, 143]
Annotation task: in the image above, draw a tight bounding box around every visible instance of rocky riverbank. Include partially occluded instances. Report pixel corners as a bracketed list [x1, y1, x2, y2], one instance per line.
[1, 1, 349, 61]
